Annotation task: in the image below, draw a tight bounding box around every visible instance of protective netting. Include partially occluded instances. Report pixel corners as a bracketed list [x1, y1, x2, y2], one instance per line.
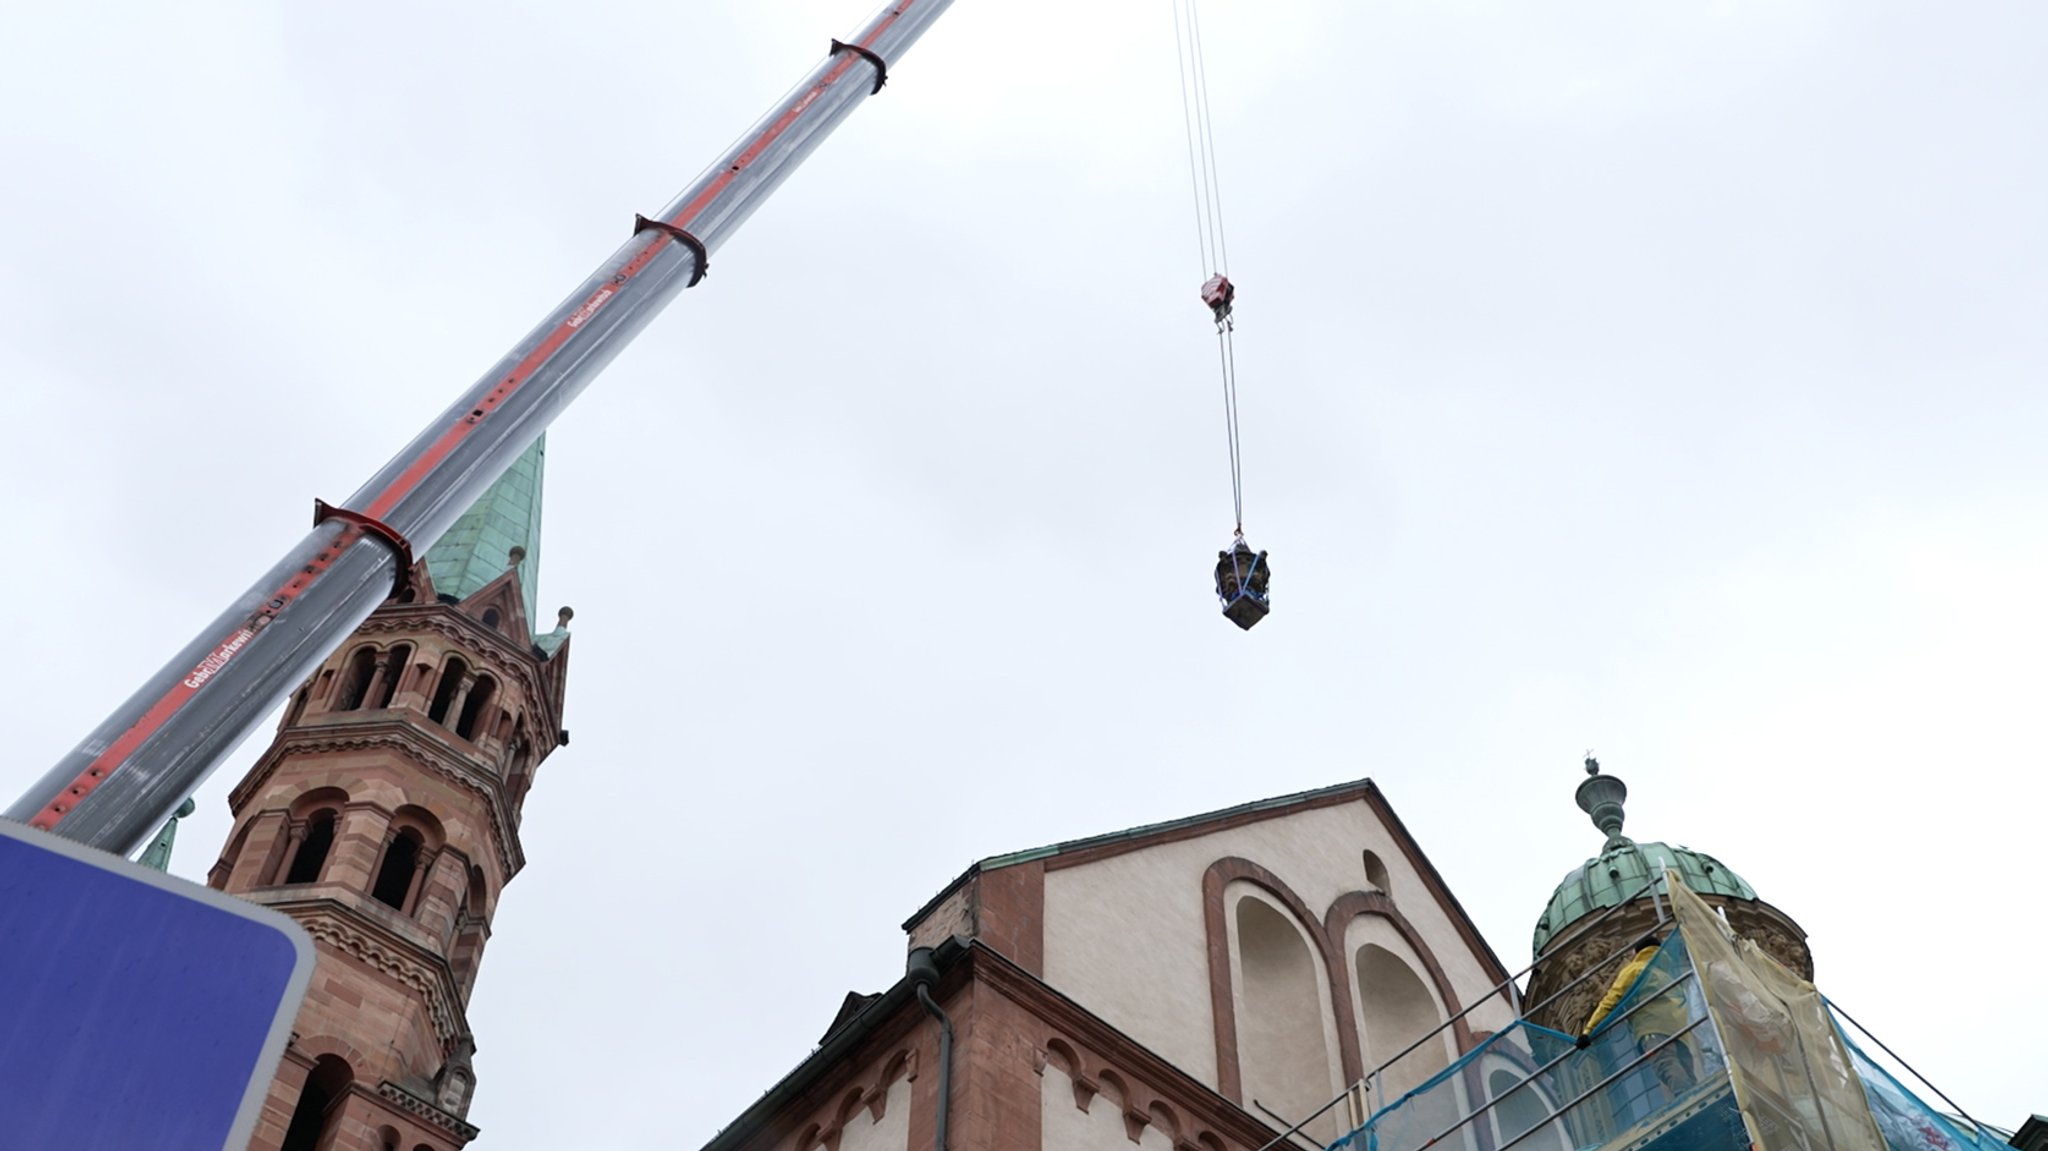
[1840, 1028, 2010, 1151]
[1329, 930, 1737, 1151]
[1322, 873, 1948, 1151]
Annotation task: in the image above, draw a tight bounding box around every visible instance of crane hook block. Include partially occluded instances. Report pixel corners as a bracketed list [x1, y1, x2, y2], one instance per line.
[1200, 274, 1236, 323]
[1214, 538, 1270, 630]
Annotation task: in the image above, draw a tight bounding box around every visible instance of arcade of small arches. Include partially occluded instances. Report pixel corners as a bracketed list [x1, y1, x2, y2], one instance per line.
[1043, 1036, 1234, 1151]
[791, 1047, 918, 1151]
[288, 639, 540, 791]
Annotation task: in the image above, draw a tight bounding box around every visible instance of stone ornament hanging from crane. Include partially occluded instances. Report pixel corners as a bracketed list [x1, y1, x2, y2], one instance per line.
[1214, 538, 1270, 630]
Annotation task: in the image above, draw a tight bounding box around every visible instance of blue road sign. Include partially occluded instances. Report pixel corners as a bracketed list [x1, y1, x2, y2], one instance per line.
[0, 818, 313, 1151]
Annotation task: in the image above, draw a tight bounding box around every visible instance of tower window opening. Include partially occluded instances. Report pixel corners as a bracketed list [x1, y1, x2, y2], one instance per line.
[456, 675, 496, 741]
[452, 866, 490, 992]
[284, 812, 338, 885]
[372, 830, 422, 910]
[279, 1054, 353, 1151]
[370, 644, 412, 709]
[336, 647, 378, 711]
[481, 607, 501, 628]
[427, 658, 468, 725]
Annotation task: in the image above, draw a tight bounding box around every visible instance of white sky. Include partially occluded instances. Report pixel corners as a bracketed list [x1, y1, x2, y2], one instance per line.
[2, 0, 2042, 1144]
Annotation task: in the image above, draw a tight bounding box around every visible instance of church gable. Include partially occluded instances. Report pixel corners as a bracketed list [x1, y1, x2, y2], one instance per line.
[451, 567, 534, 647]
[905, 781, 1513, 1120]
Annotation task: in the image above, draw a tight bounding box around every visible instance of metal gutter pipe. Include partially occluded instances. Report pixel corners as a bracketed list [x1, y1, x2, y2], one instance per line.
[908, 946, 953, 1151]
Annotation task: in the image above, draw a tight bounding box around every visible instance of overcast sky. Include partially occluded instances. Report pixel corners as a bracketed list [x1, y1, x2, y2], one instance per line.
[2, 0, 2042, 1144]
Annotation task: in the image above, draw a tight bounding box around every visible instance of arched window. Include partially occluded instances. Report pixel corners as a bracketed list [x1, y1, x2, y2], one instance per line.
[437, 1066, 474, 1115]
[284, 812, 338, 885]
[335, 647, 378, 711]
[1234, 894, 1336, 1137]
[1489, 1067, 1564, 1151]
[285, 687, 310, 727]
[505, 732, 533, 798]
[371, 830, 422, 910]
[1357, 945, 1450, 1103]
[370, 644, 412, 710]
[481, 607, 501, 628]
[1362, 850, 1391, 896]
[279, 1054, 353, 1151]
[455, 675, 496, 740]
[427, 658, 468, 725]
[210, 819, 256, 890]
[451, 866, 489, 993]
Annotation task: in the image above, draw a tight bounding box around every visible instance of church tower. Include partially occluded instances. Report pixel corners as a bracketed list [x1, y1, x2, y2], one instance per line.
[205, 439, 571, 1151]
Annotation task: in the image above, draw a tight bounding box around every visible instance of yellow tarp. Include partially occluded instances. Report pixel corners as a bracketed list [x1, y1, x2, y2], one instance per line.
[1667, 871, 1887, 1151]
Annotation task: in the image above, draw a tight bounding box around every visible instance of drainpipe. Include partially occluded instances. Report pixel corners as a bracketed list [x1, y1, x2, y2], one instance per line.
[907, 947, 953, 1151]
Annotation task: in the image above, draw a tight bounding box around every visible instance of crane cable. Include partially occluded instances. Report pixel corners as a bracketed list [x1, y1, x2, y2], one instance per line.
[1173, 0, 1245, 538]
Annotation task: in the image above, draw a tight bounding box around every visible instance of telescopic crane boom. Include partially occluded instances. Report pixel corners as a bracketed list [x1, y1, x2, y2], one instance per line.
[7, 0, 955, 854]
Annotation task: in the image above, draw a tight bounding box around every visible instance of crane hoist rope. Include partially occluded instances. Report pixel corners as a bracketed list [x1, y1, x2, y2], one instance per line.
[1174, 0, 1270, 631]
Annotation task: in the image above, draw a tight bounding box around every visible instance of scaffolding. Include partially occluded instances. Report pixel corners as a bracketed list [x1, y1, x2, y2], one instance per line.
[1255, 873, 2008, 1151]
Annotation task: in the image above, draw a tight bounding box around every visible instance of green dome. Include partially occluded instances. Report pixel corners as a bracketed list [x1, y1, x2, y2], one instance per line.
[1532, 839, 1756, 958]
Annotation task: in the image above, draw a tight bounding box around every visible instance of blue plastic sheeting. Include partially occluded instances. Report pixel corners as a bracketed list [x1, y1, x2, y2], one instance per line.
[1329, 934, 1736, 1151]
[1840, 1026, 2008, 1151]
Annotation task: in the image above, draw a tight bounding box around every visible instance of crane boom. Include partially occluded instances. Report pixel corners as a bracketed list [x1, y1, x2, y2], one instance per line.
[7, 0, 955, 854]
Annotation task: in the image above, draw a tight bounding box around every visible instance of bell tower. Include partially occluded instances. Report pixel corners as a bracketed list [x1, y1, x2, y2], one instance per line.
[206, 438, 572, 1151]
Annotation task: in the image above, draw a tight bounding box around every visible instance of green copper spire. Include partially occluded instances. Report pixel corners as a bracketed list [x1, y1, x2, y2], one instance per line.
[136, 797, 196, 872]
[425, 435, 546, 621]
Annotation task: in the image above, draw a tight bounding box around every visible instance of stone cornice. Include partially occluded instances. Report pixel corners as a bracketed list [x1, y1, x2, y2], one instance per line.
[278, 898, 473, 1054]
[231, 723, 526, 878]
[378, 1080, 482, 1143]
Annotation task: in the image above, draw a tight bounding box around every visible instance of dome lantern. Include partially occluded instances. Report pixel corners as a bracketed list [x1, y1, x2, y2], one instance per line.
[1574, 754, 1629, 850]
